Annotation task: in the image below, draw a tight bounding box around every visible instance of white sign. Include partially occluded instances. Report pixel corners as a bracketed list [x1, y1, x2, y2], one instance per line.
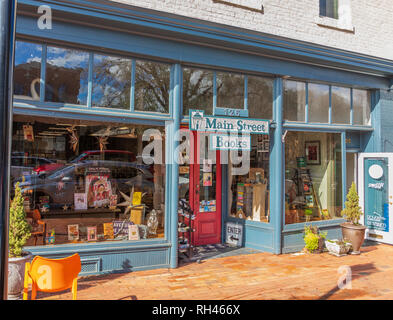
[210, 134, 251, 151]
[189, 110, 269, 135]
[226, 222, 243, 246]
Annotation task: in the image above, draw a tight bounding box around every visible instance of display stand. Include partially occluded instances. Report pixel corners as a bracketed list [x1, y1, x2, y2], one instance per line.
[294, 168, 322, 219]
[177, 199, 194, 261]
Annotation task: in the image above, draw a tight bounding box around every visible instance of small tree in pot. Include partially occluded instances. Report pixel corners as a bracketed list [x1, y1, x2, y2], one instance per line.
[8, 183, 32, 300]
[340, 182, 366, 255]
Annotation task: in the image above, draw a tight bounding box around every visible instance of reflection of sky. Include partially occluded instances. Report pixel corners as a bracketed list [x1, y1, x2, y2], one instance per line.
[15, 41, 42, 66]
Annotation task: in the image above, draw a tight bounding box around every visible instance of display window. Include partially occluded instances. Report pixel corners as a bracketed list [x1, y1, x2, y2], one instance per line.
[11, 115, 166, 246]
[284, 131, 342, 224]
[228, 134, 270, 223]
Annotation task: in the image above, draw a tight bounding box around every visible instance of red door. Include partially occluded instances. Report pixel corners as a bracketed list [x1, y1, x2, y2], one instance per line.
[189, 131, 222, 246]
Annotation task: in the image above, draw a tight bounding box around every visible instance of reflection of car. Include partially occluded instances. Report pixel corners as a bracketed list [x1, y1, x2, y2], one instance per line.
[33, 150, 136, 175]
[20, 160, 154, 211]
[11, 156, 54, 182]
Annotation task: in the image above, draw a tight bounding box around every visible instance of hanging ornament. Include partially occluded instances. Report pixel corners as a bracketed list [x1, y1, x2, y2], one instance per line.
[97, 126, 111, 152]
[117, 185, 146, 216]
[66, 125, 79, 153]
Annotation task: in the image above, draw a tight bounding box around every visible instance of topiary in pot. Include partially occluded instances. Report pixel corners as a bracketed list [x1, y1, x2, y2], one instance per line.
[8, 183, 32, 300]
[340, 182, 366, 255]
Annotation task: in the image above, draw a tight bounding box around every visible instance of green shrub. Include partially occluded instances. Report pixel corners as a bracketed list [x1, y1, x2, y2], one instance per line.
[303, 225, 326, 253]
[341, 182, 363, 225]
[9, 183, 31, 258]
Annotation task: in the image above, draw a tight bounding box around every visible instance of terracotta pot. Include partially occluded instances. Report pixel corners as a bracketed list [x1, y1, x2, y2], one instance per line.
[340, 223, 366, 255]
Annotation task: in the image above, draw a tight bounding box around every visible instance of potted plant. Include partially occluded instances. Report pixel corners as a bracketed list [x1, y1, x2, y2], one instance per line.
[8, 183, 32, 300]
[303, 225, 327, 253]
[340, 182, 366, 255]
[325, 239, 352, 256]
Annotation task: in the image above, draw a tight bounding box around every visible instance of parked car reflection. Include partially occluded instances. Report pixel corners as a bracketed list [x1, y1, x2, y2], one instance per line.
[19, 160, 154, 212]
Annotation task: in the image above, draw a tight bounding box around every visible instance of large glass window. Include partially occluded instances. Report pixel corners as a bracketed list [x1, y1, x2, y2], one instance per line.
[11, 115, 166, 245]
[308, 83, 329, 123]
[283, 80, 306, 122]
[14, 41, 42, 101]
[353, 89, 371, 125]
[228, 134, 270, 223]
[285, 131, 342, 224]
[331, 86, 351, 124]
[216, 72, 244, 109]
[92, 54, 132, 110]
[247, 75, 273, 119]
[182, 67, 213, 116]
[45, 46, 89, 104]
[135, 60, 170, 113]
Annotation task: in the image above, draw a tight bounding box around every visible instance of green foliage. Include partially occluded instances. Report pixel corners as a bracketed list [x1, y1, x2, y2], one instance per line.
[303, 225, 326, 253]
[341, 182, 363, 225]
[9, 183, 31, 258]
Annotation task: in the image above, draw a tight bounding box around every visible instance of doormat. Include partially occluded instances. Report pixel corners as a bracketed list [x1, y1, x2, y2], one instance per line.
[179, 243, 261, 264]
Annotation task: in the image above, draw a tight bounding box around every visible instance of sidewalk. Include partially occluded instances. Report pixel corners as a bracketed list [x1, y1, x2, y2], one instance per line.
[36, 242, 393, 300]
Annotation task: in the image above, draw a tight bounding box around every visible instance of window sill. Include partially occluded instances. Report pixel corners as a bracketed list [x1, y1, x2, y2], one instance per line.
[314, 16, 355, 33]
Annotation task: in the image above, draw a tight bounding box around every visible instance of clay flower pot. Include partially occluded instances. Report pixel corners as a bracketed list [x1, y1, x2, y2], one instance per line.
[340, 222, 366, 254]
[8, 251, 33, 300]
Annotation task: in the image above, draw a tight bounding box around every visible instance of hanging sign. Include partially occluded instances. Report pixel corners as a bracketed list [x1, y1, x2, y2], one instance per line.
[210, 134, 251, 151]
[364, 159, 389, 232]
[189, 110, 269, 135]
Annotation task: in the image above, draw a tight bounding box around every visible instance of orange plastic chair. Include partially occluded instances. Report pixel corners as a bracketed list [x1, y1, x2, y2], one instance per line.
[23, 253, 81, 300]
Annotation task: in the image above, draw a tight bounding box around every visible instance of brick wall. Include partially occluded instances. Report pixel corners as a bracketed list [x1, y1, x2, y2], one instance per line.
[109, 0, 393, 60]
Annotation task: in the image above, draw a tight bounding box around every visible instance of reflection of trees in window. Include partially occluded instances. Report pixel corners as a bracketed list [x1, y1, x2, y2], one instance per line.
[135, 60, 170, 113]
[45, 47, 89, 104]
[92, 55, 131, 109]
[283, 80, 306, 122]
[216, 72, 244, 109]
[331, 87, 350, 124]
[13, 41, 42, 100]
[182, 68, 213, 115]
[308, 83, 329, 123]
[248, 76, 273, 119]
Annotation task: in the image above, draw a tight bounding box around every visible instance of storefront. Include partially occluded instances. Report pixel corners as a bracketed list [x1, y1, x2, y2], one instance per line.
[11, 0, 392, 275]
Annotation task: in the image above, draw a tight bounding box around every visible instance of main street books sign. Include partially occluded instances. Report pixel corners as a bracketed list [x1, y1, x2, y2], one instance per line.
[189, 110, 269, 135]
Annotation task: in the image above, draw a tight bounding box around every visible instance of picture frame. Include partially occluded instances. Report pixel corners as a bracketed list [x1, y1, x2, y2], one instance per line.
[87, 226, 97, 241]
[67, 224, 79, 241]
[305, 141, 321, 165]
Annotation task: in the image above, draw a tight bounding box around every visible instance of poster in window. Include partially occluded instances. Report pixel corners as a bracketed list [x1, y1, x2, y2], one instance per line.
[23, 124, 34, 142]
[67, 224, 79, 241]
[87, 226, 97, 241]
[202, 159, 212, 173]
[103, 222, 114, 240]
[86, 168, 112, 208]
[74, 193, 87, 210]
[203, 173, 212, 186]
[305, 141, 321, 165]
[128, 224, 140, 241]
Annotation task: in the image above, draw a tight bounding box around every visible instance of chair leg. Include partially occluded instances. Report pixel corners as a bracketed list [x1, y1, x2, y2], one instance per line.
[23, 262, 31, 300]
[31, 283, 37, 300]
[72, 278, 78, 300]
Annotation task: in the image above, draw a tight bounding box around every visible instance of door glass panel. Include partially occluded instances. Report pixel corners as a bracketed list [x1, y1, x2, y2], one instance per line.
[198, 135, 216, 212]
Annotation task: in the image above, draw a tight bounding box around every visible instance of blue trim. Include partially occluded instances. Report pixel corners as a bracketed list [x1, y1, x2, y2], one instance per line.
[283, 122, 373, 132]
[272, 78, 283, 254]
[17, 0, 393, 79]
[342, 131, 347, 207]
[39, 44, 46, 102]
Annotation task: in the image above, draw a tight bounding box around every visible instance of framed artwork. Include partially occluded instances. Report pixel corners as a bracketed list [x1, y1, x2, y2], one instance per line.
[67, 224, 79, 241]
[305, 141, 321, 165]
[74, 193, 87, 210]
[87, 226, 97, 241]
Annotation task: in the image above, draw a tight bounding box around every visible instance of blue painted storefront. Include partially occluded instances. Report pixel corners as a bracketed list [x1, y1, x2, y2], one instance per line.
[13, 0, 393, 275]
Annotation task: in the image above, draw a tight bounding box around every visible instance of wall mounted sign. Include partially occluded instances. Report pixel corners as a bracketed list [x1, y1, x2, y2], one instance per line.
[210, 134, 251, 151]
[225, 222, 243, 247]
[214, 107, 248, 118]
[364, 159, 389, 232]
[189, 110, 269, 135]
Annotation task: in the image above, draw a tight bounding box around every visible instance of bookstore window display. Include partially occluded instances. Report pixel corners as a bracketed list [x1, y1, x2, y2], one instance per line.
[228, 134, 270, 223]
[284, 131, 342, 224]
[11, 115, 166, 246]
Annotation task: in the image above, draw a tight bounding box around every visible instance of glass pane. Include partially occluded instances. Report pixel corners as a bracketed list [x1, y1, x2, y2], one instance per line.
[283, 80, 306, 122]
[135, 60, 170, 113]
[12, 115, 166, 246]
[45, 46, 89, 104]
[247, 76, 273, 119]
[308, 83, 329, 123]
[14, 41, 42, 101]
[228, 135, 270, 223]
[216, 72, 244, 109]
[331, 86, 350, 124]
[285, 131, 342, 224]
[353, 89, 371, 125]
[182, 67, 213, 116]
[92, 54, 132, 110]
